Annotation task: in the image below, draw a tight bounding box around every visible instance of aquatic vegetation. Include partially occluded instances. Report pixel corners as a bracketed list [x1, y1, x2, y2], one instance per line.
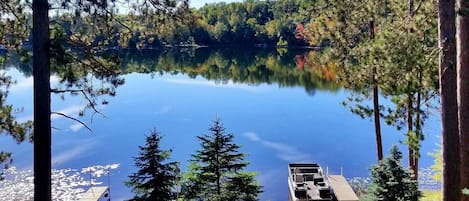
[0, 164, 119, 201]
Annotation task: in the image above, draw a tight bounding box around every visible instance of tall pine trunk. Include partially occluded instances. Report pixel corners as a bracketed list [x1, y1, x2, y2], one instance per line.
[407, 0, 419, 180]
[372, 79, 383, 161]
[407, 0, 414, 173]
[407, 94, 415, 173]
[457, 0, 469, 200]
[32, 0, 51, 200]
[370, 19, 383, 162]
[415, 70, 422, 180]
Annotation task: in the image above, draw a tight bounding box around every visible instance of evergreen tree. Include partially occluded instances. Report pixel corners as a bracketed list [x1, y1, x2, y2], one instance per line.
[180, 118, 262, 201]
[126, 129, 179, 201]
[23, 0, 190, 199]
[224, 171, 262, 201]
[0, 73, 33, 179]
[363, 146, 420, 201]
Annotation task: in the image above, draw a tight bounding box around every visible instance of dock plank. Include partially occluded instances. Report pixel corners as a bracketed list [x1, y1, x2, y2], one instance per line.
[327, 175, 359, 201]
[79, 186, 109, 201]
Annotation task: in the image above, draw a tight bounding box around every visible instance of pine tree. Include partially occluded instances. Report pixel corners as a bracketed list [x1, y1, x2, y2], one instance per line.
[363, 146, 420, 201]
[126, 129, 179, 201]
[224, 171, 262, 201]
[180, 118, 262, 201]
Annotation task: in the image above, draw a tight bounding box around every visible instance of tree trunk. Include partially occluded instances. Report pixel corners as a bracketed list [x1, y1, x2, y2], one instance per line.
[457, 0, 469, 200]
[370, 19, 383, 162]
[372, 74, 383, 161]
[414, 70, 422, 180]
[407, 94, 415, 172]
[409, 0, 415, 17]
[32, 0, 51, 200]
[438, 1, 460, 199]
[215, 146, 221, 198]
[407, 0, 417, 179]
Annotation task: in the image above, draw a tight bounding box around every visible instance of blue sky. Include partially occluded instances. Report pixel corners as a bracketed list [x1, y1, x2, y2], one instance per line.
[190, 0, 242, 8]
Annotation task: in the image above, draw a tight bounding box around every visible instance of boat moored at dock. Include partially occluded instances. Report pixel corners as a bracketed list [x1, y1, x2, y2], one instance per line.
[288, 163, 359, 201]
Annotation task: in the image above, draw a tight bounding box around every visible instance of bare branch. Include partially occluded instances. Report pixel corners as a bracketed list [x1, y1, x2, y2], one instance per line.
[105, 9, 133, 32]
[51, 89, 83, 93]
[51, 88, 107, 119]
[413, 0, 425, 15]
[51, 112, 93, 133]
[1, 2, 23, 21]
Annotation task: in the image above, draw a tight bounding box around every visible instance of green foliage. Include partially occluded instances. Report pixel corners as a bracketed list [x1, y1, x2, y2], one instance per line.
[3, 0, 330, 47]
[463, 188, 469, 195]
[5, 0, 192, 128]
[117, 48, 341, 94]
[126, 129, 179, 201]
[2, 0, 191, 124]
[348, 177, 371, 197]
[362, 146, 421, 201]
[429, 148, 442, 182]
[154, 0, 314, 46]
[1, 0, 190, 199]
[224, 171, 262, 201]
[276, 37, 288, 46]
[180, 118, 262, 201]
[0, 0, 28, 48]
[0, 73, 33, 179]
[421, 190, 441, 201]
[305, 0, 438, 176]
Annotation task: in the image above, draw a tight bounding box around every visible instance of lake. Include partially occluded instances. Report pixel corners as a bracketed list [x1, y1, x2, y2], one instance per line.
[1, 48, 441, 201]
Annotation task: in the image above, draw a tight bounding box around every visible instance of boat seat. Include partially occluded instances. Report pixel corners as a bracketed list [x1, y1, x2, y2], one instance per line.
[304, 174, 315, 181]
[296, 175, 304, 182]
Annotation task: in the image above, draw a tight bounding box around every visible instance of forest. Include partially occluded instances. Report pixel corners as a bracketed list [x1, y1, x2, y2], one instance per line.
[4, 0, 318, 49]
[160, 0, 314, 46]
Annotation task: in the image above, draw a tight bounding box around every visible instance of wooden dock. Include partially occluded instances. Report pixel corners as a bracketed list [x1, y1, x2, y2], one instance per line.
[326, 175, 359, 201]
[79, 186, 109, 201]
[288, 163, 359, 201]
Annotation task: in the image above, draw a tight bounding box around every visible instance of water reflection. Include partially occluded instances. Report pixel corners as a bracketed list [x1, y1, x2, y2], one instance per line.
[116, 48, 341, 95]
[1, 48, 440, 201]
[4, 47, 341, 96]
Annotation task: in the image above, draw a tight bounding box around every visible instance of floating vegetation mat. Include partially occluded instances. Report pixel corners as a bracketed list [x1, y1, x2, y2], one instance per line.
[0, 164, 119, 201]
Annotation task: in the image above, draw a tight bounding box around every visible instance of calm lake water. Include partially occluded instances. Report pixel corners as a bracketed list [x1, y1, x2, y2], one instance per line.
[1, 48, 441, 201]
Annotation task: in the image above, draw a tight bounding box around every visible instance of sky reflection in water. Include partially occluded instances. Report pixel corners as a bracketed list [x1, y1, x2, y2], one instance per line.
[2, 55, 441, 200]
